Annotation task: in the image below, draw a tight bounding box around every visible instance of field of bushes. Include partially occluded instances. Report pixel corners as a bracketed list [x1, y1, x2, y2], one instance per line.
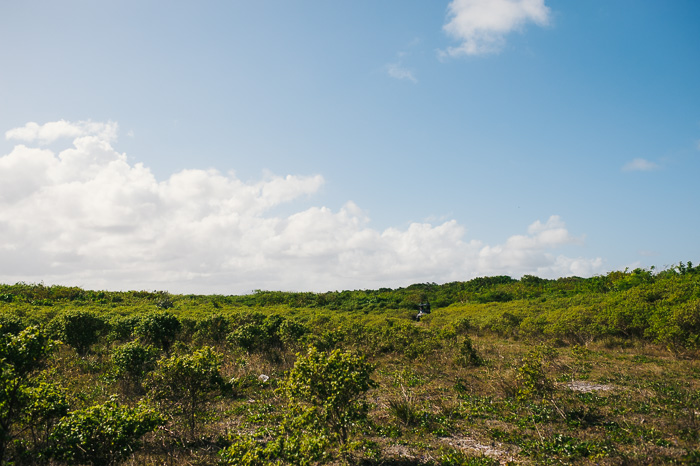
[1, 263, 699, 465]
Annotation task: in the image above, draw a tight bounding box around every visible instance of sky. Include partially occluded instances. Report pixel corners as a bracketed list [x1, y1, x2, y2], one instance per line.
[1, 0, 699, 294]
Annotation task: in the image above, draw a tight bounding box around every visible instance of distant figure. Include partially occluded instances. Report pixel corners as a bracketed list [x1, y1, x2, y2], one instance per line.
[416, 301, 431, 321]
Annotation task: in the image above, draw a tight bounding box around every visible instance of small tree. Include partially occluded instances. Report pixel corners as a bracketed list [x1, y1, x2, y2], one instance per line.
[145, 346, 226, 439]
[0, 326, 54, 462]
[458, 335, 484, 367]
[280, 347, 377, 446]
[21, 380, 69, 457]
[107, 315, 140, 343]
[49, 310, 106, 355]
[111, 341, 158, 394]
[135, 312, 181, 352]
[48, 398, 164, 466]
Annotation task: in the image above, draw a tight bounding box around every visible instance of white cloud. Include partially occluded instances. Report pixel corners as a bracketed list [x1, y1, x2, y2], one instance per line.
[5, 120, 118, 145]
[0, 120, 603, 293]
[622, 158, 659, 172]
[385, 49, 418, 83]
[386, 62, 417, 83]
[441, 0, 550, 57]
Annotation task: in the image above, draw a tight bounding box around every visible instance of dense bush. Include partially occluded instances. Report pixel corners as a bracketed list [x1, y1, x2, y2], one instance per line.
[145, 346, 226, 439]
[48, 399, 164, 466]
[0, 326, 54, 462]
[111, 341, 158, 385]
[281, 346, 377, 446]
[49, 310, 107, 355]
[135, 311, 181, 351]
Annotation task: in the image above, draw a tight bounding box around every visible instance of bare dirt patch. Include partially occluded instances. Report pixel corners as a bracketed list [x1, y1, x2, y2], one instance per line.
[565, 380, 614, 393]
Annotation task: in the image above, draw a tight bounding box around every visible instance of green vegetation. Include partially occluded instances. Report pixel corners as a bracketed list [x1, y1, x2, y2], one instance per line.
[0, 263, 699, 464]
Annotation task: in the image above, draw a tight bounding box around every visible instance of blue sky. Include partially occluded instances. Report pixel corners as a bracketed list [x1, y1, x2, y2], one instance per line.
[1, 0, 699, 293]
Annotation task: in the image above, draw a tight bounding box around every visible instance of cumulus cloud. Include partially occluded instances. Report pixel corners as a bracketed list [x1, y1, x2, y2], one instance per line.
[441, 0, 550, 57]
[0, 120, 603, 293]
[622, 158, 659, 172]
[5, 120, 118, 145]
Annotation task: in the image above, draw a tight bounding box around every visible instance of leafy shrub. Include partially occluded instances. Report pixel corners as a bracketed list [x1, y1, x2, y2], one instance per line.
[107, 315, 140, 342]
[111, 341, 158, 383]
[458, 335, 484, 367]
[280, 346, 377, 446]
[219, 435, 272, 466]
[514, 345, 556, 401]
[49, 310, 107, 355]
[219, 413, 332, 466]
[488, 312, 522, 337]
[194, 313, 231, 344]
[134, 311, 181, 351]
[228, 313, 308, 353]
[48, 399, 164, 466]
[20, 380, 69, 455]
[0, 315, 25, 336]
[0, 326, 54, 462]
[278, 318, 310, 349]
[145, 346, 226, 439]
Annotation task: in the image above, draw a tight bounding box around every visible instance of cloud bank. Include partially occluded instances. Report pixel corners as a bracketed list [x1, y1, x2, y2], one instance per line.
[1, 120, 602, 293]
[441, 0, 550, 57]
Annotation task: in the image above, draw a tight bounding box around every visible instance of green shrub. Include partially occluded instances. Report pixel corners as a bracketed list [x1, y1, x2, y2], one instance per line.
[219, 435, 274, 466]
[20, 380, 69, 455]
[49, 310, 107, 355]
[194, 314, 231, 344]
[111, 341, 158, 383]
[0, 326, 54, 462]
[458, 335, 484, 367]
[219, 413, 332, 466]
[514, 345, 556, 401]
[0, 315, 25, 336]
[48, 399, 163, 466]
[280, 346, 377, 446]
[135, 311, 181, 351]
[107, 315, 140, 342]
[145, 346, 226, 439]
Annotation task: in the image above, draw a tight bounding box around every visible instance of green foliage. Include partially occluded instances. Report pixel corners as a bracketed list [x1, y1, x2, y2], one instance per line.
[194, 313, 231, 344]
[219, 435, 277, 466]
[227, 313, 309, 353]
[439, 449, 500, 466]
[3, 265, 700, 463]
[135, 311, 181, 351]
[280, 346, 377, 445]
[0, 315, 25, 336]
[21, 380, 69, 449]
[107, 315, 140, 342]
[48, 398, 164, 466]
[488, 312, 522, 337]
[219, 406, 333, 466]
[0, 326, 54, 462]
[49, 310, 107, 355]
[458, 335, 484, 367]
[145, 346, 226, 438]
[520, 433, 609, 461]
[111, 341, 158, 383]
[514, 345, 555, 401]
